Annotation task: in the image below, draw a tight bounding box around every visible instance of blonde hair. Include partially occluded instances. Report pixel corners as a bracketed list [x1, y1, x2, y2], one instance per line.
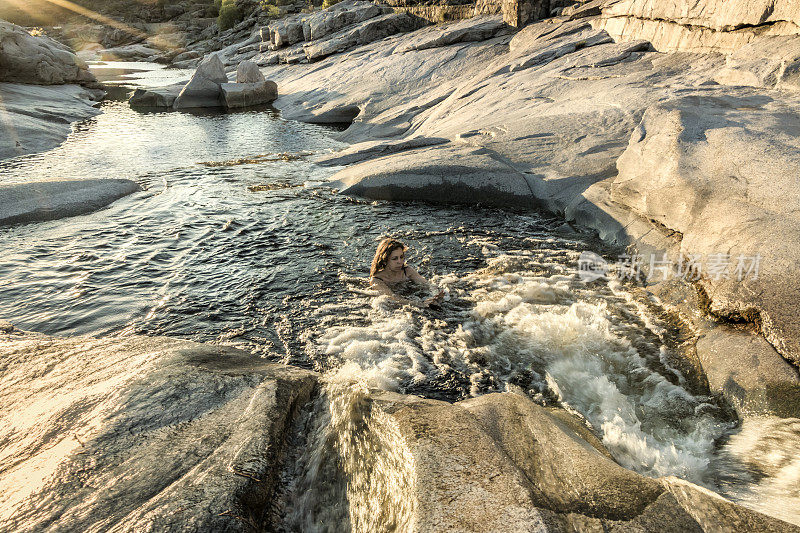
[370, 238, 406, 278]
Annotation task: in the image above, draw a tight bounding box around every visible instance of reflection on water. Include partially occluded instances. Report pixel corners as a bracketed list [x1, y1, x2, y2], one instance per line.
[0, 69, 798, 527]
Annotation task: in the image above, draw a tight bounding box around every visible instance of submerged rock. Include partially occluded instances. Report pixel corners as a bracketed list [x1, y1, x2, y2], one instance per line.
[128, 82, 185, 108]
[0, 20, 95, 85]
[0, 329, 318, 531]
[0, 179, 140, 225]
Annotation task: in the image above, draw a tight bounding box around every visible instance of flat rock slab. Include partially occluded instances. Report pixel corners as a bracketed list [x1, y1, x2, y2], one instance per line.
[0, 329, 318, 532]
[0, 82, 101, 160]
[0, 179, 140, 226]
[313, 136, 448, 166]
[332, 144, 538, 207]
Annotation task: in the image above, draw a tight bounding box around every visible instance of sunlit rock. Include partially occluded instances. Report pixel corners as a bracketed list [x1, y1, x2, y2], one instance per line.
[0, 20, 95, 85]
[0, 329, 318, 531]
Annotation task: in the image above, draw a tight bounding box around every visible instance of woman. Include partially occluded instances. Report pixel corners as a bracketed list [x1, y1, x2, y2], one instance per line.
[370, 238, 444, 308]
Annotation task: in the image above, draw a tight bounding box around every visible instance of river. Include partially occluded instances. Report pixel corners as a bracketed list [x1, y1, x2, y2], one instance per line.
[0, 62, 798, 528]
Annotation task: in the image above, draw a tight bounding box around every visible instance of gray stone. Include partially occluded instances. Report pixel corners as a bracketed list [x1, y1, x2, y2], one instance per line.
[0, 82, 101, 160]
[236, 59, 265, 83]
[128, 83, 184, 108]
[394, 15, 510, 54]
[313, 136, 449, 166]
[220, 80, 277, 108]
[303, 13, 421, 61]
[0, 330, 318, 532]
[0, 20, 95, 85]
[98, 44, 161, 61]
[0, 179, 140, 225]
[173, 53, 228, 109]
[332, 144, 539, 208]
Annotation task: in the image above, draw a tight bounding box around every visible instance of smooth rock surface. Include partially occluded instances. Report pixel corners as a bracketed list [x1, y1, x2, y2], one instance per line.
[0, 20, 95, 85]
[333, 144, 538, 207]
[220, 80, 277, 108]
[303, 13, 421, 61]
[0, 179, 140, 225]
[173, 53, 228, 109]
[0, 329, 318, 532]
[0, 82, 101, 159]
[365, 390, 796, 531]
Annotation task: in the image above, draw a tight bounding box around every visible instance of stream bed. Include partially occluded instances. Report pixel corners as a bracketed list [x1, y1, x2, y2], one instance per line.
[0, 63, 798, 528]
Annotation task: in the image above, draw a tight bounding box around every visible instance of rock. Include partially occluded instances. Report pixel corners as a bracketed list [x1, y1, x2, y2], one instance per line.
[305, 0, 383, 42]
[303, 13, 422, 61]
[0, 331, 318, 531]
[0, 321, 12, 333]
[696, 327, 800, 417]
[332, 144, 539, 208]
[173, 53, 228, 109]
[220, 80, 277, 108]
[0, 82, 101, 160]
[0, 179, 140, 225]
[393, 15, 510, 53]
[351, 390, 796, 531]
[714, 35, 800, 90]
[313, 136, 449, 166]
[0, 20, 95, 85]
[594, 0, 800, 53]
[236, 59, 265, 83]
[611, 94, 800, 367]
[128, 83, 184, 108]
[98, 43, 161, 61]
[172, 49, 201, 63]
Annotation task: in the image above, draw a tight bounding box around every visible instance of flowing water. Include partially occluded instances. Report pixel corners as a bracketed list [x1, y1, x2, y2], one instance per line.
[1, 63, 799, 528]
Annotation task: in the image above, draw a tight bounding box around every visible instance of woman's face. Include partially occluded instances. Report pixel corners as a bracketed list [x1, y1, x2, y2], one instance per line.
[386, 247, 405, 271]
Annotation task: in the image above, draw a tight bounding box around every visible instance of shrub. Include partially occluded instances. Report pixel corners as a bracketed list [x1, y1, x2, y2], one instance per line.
[262, 4, 280, 18]
[322, 0, 340, 8]
[217, 0, 242, 30]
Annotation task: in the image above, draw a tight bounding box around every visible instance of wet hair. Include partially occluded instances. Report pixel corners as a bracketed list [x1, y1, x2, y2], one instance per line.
[370, 238, 406, 278]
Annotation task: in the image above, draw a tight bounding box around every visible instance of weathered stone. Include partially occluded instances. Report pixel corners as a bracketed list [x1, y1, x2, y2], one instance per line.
[0, 330, 318, 531]
[236, 59, 265, 83]
[303, 13, 421, 61]
[714, 35, 800, 90]
[394, 15, 509, 53]
[313, 136, 449, 166]
[0, 82, 101, 160]
[0, 20, 95, 85]
[333, 144, 539, 208]
[172, 53, 228, 109]
[220, 80, 277, 108]
[0, 179, 140, 225]
[128, 83, 184, 108]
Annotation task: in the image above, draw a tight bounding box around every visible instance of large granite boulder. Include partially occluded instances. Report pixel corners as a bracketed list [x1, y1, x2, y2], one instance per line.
[0, 179, 140, 225]
[0, 328, 318, 531]
[612, 93, 800, 367]
[0, 20, 95, 85]
[300, 389, 797, 531]
[220, 80, 277, 108]
[173, 53, 228, 109]
[236, 59, 265, 83]
[128, 82, 185, 108]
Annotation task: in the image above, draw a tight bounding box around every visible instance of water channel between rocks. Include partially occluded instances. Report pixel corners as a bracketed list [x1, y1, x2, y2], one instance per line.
[0, 63, 798, 529]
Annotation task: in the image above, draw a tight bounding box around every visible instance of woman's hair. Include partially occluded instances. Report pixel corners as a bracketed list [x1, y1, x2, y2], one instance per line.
[370, 238, 406, 278]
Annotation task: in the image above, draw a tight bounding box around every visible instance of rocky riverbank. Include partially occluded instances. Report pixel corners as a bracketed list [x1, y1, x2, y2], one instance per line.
[1, 324, 797, 531]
